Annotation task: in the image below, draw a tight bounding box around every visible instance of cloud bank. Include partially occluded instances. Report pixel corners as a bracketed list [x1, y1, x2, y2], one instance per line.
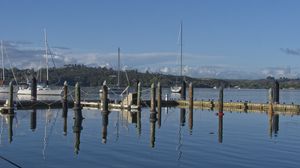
[1, 40, 299, 79]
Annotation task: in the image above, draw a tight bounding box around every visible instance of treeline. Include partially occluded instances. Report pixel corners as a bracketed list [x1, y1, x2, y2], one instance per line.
[2, 64, 300, 89]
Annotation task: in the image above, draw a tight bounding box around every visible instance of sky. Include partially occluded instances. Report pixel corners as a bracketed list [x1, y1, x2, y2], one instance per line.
[1, 0, 300, 79]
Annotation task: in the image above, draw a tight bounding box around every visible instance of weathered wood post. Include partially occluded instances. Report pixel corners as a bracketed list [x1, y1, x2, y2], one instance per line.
[31, 77, 37, 101]
[189, 82, 193, 110]
[181, 80, 186, 100]
[7, 81, 14, 111]
[74, 82, 81, 109]
[137, 82, 141, 109]
[157, 82, 162, 128]
[273, 80, 279, 104]
[150, 83, 156, 114]
[62, 81, 68, 126]
[101, 84, 109, 113]
[218, 86, 224, 113]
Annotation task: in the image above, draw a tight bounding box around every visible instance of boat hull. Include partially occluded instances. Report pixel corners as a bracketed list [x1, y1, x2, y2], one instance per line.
[17, 88, 63, 96]
[170, 86, 182, 93]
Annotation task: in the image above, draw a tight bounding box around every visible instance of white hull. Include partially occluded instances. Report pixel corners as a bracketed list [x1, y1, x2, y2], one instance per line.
[170, 86, 182, 93]
[17, 88, 62, 95]
[0, 86, 18, 93]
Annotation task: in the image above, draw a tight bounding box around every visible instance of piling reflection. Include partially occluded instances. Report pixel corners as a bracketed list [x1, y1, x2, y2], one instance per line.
[218, 111, 224, 143]
[150, 110, 157, 148]
[62, 102, 68, 136]
[101, 111, 109, 144]
[180, 108, 186, 126]
[30, 108, 37, 131]
[188, 107, 193, 135]
[73, 108, 83, 154]
[8, 112, 14, 143]
[136, 110, 141, 137]
[268, 108, 279, 137]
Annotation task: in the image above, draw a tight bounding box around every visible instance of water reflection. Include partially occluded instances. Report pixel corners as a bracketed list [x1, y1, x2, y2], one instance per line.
[150, 110, 157, 148]
[73, 107, 83, 154]
[218, 112, 224, 143]
[188, 107, 193, 135]
[180, 108, 186, 126]
[62, 102, 68, 136]
[101, 111, 109, 144]
[268, 107, 279, 137]
[30, 108, 37, 131]
[8, 113, 14, 143]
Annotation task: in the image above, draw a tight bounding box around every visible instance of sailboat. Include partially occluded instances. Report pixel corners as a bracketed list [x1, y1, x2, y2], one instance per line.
[100, 47, 125, 95]
[0, 40, 18, 93]
[17, 29, 63, 96]
[171, 22, 183, 93]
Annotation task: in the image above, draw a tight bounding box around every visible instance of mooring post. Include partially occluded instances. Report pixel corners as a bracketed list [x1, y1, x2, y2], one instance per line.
[101, 84, 109, 113]
[218, 86, 224, 113]
[62, 81, 68, 115]
[63, 81, 68, 102]
[189, 82, 193, 110]
[157, 82, 162, 128]
[31, 77, 37, 101]
[273, 80, 279, 104]
[74, 82, 81, 109]
[137, 82, 141, 109]
[150, 83, 156, 114]
[7, 81, 14, 110]
[181, 80, 186, 100]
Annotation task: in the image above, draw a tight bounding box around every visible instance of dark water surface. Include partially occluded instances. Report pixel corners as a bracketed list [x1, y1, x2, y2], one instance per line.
[0, 88, 300, 168]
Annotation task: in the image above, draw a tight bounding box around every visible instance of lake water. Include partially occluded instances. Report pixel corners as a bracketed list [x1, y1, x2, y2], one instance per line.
[1, 88, 300, 168]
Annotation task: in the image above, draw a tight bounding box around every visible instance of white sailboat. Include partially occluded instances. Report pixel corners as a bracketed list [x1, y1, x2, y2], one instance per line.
[17, 29, 63, 96]
[171, 21, 183, 93]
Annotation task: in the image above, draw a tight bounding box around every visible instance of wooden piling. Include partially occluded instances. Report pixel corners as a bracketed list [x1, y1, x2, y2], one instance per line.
[101, 84, 109, 113]
[181, 80, 186, 100]
[273, 80, 279, 104]
[31, 77, 37, 101]
[218, 86, 224, 112]
[189, 82, 193, 109]
[63, 81, 68, 102]
[150, 83, 156, 113]
[137, 82, 141, 109]
[157, 82, 161, 128]
[7, 81, 14, 110]
[74, 82, 81, 109]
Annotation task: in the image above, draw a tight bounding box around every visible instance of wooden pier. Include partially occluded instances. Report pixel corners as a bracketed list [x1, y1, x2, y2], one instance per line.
[0, 80, 299, 115]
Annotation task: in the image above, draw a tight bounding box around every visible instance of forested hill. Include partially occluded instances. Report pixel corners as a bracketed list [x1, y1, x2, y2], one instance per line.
[4, 64, 300, 89]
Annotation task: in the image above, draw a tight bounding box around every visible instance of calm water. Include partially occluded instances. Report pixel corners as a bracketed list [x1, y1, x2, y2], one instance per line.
[1, 88, 300, 168]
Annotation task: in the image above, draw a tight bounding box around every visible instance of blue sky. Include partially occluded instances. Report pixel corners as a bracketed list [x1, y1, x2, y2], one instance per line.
[1, 0, 300, 79]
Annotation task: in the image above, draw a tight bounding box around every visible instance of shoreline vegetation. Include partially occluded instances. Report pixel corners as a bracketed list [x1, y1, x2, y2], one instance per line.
[2, 64, 300, 89]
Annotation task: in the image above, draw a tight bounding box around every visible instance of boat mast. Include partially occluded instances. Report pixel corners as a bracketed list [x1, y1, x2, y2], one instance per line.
[0, 40, 4, 81]
[117, 47, 120, 87]
[44, 29, 49, 86]
[180, 21, 183, 80]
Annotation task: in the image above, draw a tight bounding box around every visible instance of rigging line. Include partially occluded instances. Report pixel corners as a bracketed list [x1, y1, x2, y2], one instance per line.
[0, 155, 22, 168]
[3, 47, 18, 85]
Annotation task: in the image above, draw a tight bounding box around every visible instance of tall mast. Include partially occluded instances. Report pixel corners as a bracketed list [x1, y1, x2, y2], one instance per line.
[44, 29, 49, 86]
[180, 21, 183, 79]
[117, 47, 120, 87]
[0, 40, 4, 81]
